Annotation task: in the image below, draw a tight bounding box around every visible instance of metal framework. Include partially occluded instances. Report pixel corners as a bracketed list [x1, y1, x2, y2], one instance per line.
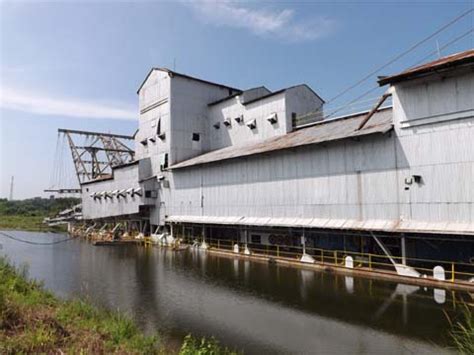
[58, 128, 135, 185]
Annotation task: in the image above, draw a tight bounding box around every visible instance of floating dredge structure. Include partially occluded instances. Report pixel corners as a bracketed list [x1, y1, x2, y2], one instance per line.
[49, 50, 474, 289]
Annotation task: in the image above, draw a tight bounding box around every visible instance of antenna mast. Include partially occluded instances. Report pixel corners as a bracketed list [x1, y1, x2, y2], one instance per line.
[9, 176, 14, 201]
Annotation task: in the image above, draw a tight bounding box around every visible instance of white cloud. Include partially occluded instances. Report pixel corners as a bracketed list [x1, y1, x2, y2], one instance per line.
[184, 1, 336, 41]
[0, 87, 136, 120]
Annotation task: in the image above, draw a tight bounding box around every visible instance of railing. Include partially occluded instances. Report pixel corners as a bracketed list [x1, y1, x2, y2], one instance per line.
[182, 236, 474, 283]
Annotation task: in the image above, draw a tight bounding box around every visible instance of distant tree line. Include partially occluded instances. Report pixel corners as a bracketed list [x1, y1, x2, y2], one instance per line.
[0, 197, 80, 217]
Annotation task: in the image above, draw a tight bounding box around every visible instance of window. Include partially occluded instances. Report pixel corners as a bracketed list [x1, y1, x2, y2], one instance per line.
[251, 234, 261, 244]
[213, 122, 220, 129]
[160, 153, 168, 171]
[156, 118, 166, 140]
[223, 118, 231, 127]
[192, 133, 200, 141]
[140, 139, 148, 146]
[145, 190, 157, 198]
[246, 119, 257, 130]
[156, 118, 161, 135]
[266, 113, 278, 124]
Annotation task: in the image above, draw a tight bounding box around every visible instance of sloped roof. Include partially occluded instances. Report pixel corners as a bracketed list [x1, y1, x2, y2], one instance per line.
[137, 68, 241, 94]
[170, 107, 393, 169]
[378, 49, 474, 86]
[243, 84, 325, 105]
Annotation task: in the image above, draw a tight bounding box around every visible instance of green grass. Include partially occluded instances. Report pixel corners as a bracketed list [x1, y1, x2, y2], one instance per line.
[0, 215, 66, 232]
[449, 304, 474, 354]
[0, 256, 238, 354]
[179, 334, 238, 355]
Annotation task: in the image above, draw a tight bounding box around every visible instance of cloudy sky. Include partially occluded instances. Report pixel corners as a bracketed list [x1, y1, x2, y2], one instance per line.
[1, 0, 473, 199]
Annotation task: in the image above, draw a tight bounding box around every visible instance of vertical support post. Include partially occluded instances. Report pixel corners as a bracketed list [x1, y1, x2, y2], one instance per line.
[200, 224, 209, 250]
[321, 249, 324, 263]
[170, 223, 174, 239]
[334, 251, 337, 265]
[369, 254, 372, 269]
[401, 234, 407, 266]
[301, 231, 306, 255]
[244, 228, 250, 255]
[277, 245, 280, 258]
[451, 263, 455, 282]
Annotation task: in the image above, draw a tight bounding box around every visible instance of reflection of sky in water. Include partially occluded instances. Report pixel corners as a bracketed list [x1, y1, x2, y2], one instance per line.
[1, 231, 463, 354]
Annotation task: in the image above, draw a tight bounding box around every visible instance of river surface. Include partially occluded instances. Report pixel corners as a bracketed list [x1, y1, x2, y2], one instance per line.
[1, 231, 470, 354]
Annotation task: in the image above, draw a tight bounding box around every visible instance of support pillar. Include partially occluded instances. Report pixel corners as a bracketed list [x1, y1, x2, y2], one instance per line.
[401, 234, 406, 266]
[244, 229, 251, 255]
[200, 225, 209, 250]
[300, 230, 315, 263]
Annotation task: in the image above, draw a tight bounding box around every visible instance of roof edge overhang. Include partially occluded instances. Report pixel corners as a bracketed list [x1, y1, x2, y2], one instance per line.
[378, 50, 474, 86]
[137, 68, 241, 94]
[166, 215, 474, 236]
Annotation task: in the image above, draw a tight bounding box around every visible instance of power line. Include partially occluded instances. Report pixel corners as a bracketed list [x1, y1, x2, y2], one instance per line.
[409, 27, 474, 68]
[325, 8, 474, 105]
[0, 231, 75, 246]
[323, 25, 474, 119]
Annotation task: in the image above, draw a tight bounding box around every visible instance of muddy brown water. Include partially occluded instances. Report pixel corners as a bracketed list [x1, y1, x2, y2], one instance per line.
[1, 231, 470, 354]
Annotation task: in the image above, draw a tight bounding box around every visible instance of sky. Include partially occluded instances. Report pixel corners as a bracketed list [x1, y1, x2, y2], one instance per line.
[0, 0, 473, 199]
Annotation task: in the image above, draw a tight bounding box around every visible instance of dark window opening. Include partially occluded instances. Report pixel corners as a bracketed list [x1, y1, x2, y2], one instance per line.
[192, 133, 200, 141]
[160, 153, 169, 171]
[251, 234, 261, 244]
[156, 118, 161, 135]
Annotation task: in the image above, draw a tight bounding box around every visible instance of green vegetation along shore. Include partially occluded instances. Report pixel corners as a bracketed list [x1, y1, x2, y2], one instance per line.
[0, 256, 237, 354]
[0, 198, 79, 232]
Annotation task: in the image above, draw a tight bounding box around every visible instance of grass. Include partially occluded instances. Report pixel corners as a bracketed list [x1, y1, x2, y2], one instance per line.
[0, 215, 66, 232]
[0, 256, 237, 354]
[449, 304, 474, 354]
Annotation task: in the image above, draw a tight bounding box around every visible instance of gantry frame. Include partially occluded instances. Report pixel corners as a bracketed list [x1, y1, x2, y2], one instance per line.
[58, 128, 135, 185]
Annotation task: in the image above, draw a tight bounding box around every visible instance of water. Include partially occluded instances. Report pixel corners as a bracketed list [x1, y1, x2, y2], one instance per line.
[1, 231, 468, 354]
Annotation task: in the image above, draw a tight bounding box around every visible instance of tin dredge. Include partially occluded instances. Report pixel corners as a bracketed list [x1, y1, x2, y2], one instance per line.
[47, 50, 474, 291]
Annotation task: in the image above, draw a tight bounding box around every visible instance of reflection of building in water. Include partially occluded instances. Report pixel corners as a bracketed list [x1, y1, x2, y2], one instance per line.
[71, 50, 473, 277]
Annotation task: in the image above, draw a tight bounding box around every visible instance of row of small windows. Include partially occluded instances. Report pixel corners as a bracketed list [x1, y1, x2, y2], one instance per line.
[140, 118, 165, 146]
[213, 113, 278, 130]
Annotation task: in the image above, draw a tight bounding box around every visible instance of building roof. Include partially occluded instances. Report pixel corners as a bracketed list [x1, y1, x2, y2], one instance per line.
[137, 68, 241, 94]
[378, 49, 474, 86]
[207, 86, 272, 106]
[170, 107, 393, 169]
[243, 84, 325, 105]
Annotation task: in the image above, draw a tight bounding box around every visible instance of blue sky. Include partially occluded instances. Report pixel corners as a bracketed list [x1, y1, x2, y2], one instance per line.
[1, 0, 473, 199]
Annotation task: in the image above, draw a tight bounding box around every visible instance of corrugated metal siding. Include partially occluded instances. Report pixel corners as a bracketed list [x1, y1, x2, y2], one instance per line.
[171, 108, 393, 169]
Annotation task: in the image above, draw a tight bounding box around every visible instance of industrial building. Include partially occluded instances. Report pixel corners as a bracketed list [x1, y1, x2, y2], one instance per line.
[64, 49, 474, 282]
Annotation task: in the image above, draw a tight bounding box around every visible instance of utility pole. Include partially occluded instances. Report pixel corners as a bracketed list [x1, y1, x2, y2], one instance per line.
[9, 176, 14, 201]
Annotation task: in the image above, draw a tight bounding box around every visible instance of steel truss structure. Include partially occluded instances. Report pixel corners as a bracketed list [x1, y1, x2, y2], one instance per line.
[58, 128, 135, 185]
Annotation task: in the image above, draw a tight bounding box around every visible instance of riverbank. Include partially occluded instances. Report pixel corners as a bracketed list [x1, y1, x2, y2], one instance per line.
[0, 215, 66, 233]
[0, 197, 79, 232]
[0, 256, 236, 354]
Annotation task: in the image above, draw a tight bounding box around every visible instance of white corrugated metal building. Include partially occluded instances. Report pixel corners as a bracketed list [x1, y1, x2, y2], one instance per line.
[80, 50, 474, 263]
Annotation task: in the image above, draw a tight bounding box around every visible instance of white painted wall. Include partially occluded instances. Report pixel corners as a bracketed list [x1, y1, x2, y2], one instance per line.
[169, 76, 234, 164]
[208, 92, 288, 150]
[81, 164, 142, 219]
[392, 68, 474, 223]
